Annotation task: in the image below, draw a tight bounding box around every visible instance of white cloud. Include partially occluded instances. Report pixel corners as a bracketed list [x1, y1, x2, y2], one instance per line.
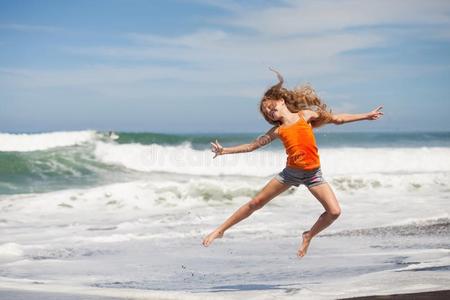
[2, 1, 450, 111]
[0, 66, 263, 99]
[6, 28, 382, 100]
[221, 0, 450, 36]
[0, 23, 64, 33]
[0, 66, 195, 87]
[67, 31, 382, 66]
[127, 29, 229, 47]
[184, 0, 243, 12]
[58, 0, 449, 84]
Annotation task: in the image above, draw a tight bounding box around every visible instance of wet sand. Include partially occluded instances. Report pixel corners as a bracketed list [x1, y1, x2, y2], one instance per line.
[339, 289, 450, 300]
[0, 288, 124, 300]
[1, 288, 449, 300]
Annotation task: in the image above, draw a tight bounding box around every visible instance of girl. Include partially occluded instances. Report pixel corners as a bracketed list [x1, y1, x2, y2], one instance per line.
[202, 69, 383, 257]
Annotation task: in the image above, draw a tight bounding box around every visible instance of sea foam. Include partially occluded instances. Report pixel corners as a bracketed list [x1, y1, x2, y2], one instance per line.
[0, 130, 99, 152]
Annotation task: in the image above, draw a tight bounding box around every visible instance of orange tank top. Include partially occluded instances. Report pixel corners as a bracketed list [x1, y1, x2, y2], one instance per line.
[277, 112, 321, 171]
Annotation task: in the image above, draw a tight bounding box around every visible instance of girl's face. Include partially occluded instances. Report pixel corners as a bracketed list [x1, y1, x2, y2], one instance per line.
[262, 99, 284, 121]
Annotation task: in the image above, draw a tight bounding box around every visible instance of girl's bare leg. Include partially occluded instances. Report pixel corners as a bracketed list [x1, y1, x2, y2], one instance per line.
[202, 178, 290, 247]
[298, 182, 341, 257]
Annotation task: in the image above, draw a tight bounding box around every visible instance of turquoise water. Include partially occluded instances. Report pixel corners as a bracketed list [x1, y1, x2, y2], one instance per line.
[115, 131, 450, 148]
[1, 131, 449, 195]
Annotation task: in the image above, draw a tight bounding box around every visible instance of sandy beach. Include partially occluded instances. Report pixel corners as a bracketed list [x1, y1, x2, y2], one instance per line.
[1, 287, 449, 300]
[1, 131, 449, 299]
[339, 289, 450, 300]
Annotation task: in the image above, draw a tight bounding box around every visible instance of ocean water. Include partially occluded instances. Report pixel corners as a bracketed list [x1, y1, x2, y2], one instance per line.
[0, 130, 449, 299]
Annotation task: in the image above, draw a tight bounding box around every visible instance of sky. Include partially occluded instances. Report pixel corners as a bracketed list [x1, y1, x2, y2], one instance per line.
[1, 0, 450, 133]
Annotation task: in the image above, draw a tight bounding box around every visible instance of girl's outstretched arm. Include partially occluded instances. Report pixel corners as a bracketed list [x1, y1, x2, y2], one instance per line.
[330, 106, 384, 125]
[211, 126, 278, 158]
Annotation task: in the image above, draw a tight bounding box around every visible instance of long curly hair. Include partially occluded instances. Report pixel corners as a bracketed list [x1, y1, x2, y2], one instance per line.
[259, 69, 333, 128]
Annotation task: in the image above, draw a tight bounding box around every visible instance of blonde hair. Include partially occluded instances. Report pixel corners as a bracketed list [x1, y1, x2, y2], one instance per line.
[259, 69, 333, 128]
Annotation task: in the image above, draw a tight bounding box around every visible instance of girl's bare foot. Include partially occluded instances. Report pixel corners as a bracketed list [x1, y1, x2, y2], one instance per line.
[202, 230, 224, 247]
[297, 231, 312, 257]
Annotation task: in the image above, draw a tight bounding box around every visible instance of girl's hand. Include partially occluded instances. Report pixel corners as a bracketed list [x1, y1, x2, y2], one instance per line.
[210, 139, 224, 159]
[366, 106, 384, 120]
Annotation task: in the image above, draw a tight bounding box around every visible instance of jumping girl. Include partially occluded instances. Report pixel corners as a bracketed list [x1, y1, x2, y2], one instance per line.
[202, 69, 383, 257]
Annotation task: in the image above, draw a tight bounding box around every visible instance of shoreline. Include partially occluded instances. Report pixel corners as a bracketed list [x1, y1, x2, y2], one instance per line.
[0, 287, 449, 300]
[339, 289, 450, 300]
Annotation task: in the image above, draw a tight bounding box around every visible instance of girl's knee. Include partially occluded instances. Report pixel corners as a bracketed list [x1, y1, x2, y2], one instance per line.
[248, 198, 265, 211]
[327, 207, 341, 219]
